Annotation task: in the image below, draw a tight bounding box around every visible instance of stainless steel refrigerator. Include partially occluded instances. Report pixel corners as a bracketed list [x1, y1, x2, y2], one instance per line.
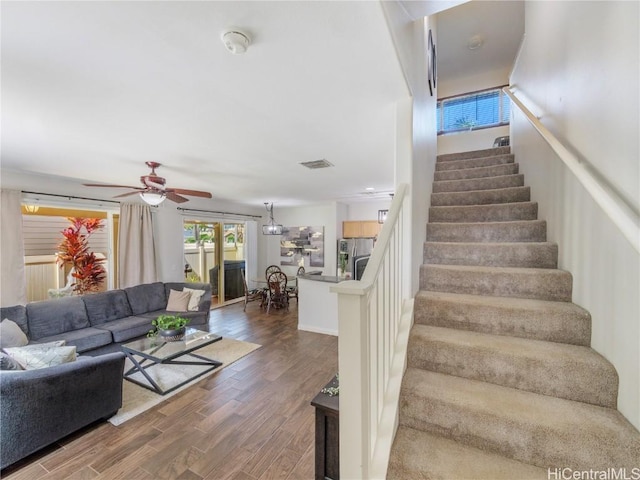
[337, 238, 375, 280]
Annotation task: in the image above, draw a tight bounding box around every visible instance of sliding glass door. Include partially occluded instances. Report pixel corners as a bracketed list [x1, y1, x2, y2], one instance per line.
[183, 220, 246, 306]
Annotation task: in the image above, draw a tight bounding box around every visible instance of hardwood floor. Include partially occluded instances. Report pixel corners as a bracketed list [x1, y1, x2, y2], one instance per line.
[2, 302, 338, 480]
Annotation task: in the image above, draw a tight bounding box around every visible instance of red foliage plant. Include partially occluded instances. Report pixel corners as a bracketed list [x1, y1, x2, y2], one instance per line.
[56, 217, 106, 295]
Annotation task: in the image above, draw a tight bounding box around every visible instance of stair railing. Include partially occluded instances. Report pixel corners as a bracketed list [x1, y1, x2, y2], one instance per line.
[504, 86, 640, 253]
[331, 182, 413, 479]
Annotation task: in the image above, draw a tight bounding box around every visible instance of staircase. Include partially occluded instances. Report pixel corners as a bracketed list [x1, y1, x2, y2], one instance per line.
[387, 147, 640, 479]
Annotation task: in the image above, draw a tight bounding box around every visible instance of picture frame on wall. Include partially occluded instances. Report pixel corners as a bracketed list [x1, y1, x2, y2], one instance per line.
[280, 226, 324, 267]
[428, 29, 436, 96]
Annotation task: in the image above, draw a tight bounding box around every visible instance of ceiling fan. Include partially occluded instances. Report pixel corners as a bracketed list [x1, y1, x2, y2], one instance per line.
[83, 162, 212, 205]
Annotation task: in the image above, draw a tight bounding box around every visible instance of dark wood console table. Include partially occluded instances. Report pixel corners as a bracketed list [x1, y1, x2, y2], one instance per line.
[311, 376, 339, 480]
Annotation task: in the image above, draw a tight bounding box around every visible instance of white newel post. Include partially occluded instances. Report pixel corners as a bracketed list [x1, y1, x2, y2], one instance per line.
[334, 281, 371, 479]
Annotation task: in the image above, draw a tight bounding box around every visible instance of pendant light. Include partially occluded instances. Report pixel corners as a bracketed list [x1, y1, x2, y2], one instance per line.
[262, 202, 283, 235]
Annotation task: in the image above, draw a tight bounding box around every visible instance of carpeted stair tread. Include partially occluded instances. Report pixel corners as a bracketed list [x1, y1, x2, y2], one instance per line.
[431, 186, 530, 206]
[426, 220, 547, 243]
[435, 154, 514, 172]
[429, 202, 538, 223]
[420, 264, 572, 301]
[399, 368, 640, 470]
[437, 146, 511, 162]
[432, 174, 524, 193]
[413, 291, 591, 346]
[407, 324, 617, 406]
[387, 426, 547, 480]
[435, 163, 519, 181]
[424, 241, 557, 268]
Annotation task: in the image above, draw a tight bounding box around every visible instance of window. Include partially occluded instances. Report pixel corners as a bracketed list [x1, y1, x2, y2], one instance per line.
[437, 86, 510, 135]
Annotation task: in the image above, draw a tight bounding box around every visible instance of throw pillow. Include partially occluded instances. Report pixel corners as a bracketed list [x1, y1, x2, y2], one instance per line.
[166, 289, 191, 312]
[3, 344, 76, 370]
[0, 352, 24, 371]
[183, 288, 205, 311]
[0, 318, 29, 349]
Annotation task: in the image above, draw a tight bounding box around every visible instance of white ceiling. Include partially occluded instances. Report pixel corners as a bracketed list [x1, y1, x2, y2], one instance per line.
[1, 1, 524, 210]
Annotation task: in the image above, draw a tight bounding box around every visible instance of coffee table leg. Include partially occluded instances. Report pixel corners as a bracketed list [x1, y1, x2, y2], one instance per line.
[122, 349, 164, 394]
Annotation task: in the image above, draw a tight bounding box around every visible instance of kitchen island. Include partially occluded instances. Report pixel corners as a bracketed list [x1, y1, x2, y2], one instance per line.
[297, 273, 344, 336]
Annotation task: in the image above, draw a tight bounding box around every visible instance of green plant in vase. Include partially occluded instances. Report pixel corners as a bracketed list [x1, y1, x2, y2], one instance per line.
[338, 253, 348, 277]
[148, 315, 190, 341]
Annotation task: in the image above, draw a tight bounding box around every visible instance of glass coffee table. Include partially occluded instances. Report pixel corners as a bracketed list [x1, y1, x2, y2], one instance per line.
[121, 327, 222, 395]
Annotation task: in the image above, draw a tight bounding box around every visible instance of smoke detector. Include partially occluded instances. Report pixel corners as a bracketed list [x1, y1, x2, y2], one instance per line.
[222, 30, 250, 54]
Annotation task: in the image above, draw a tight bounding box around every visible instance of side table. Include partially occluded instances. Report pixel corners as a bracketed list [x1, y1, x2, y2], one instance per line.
[311, 375, 339, 480]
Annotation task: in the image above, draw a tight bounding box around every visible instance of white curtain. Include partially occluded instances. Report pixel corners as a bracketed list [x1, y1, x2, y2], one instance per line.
[245, 221, 258, 289]
[1, 190, 27, 306]
[118, 203, 158, 288]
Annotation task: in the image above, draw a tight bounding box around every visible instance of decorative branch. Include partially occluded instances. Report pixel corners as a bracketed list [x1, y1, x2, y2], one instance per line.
[55, 217, 106, 295]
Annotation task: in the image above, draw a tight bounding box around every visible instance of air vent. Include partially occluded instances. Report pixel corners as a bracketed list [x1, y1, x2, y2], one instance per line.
[300, 159, 334, 169]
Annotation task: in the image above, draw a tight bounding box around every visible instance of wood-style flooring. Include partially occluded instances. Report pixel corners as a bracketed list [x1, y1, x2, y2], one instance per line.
[2, 302, 338, 480]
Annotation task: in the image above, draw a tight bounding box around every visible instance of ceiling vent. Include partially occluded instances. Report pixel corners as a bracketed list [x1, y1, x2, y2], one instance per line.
[300, 159, 334, 169]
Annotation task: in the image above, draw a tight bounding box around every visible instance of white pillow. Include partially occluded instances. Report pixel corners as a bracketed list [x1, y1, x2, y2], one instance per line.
[184, 288, 206, 311]
[3, 344, 76, 370]
[0, 318, 29, 349]
[166, 289, 191, 312]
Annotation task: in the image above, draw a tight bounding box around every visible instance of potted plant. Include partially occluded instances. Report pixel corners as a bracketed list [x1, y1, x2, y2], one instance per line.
[55, 217, 106, 295]
[148, 315, 190, 342]
[338, 253, 348, 278]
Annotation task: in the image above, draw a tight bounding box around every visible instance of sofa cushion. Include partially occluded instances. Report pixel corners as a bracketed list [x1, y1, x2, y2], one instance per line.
[183, 288, 205, 311]
[138, 309, 208, 326]
[0, 305, 28, 337]
[0, 319, 29, 348]
[4, 344, 77, 370]
[95, 315, 154, 343]
[32, 327, 112, 354]
[0, 352, 24, 371]
[166, 289, 191, 312]
[164, 283, 211, 312]
[125, 282, 167, 315]
[26, 296, 90, 340]
[83, 290, 133, 326]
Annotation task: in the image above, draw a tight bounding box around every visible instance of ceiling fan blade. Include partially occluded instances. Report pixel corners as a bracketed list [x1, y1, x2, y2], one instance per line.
[113, 190, 143, 198]
[83, 183, 141, 189]
[169, 188, 212, 198]
[166, 192, 189, 203]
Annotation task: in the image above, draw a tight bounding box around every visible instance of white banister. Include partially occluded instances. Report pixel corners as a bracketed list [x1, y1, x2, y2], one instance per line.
[504, 86, 640, 253]
[331, 183, 413, 479]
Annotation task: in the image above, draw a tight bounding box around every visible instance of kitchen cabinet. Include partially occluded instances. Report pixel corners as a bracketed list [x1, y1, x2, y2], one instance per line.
[342, 220, 380, 238]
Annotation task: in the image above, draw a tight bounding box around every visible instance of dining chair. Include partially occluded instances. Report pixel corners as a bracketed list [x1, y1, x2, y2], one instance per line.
[265, 264, 281, 279]
[241, 269, 264, 311]
[266, 271, 289, 314]
[287, 266, 305, 302]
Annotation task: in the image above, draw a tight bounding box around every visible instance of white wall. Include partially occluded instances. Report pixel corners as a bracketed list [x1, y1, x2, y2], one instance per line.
[260, 203, 340, 278]
[345, 199, 392, 222]
[437, 66, 511, 155]
[511, 0, 639, 429]
[380, 3, 438, 296]
[438, 125, 509, 155]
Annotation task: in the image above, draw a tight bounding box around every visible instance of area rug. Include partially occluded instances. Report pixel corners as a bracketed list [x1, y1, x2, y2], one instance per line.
[109, 338, 261, 426]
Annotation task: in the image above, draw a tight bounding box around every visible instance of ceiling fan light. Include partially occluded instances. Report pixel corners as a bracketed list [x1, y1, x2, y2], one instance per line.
[140, 191, 166, 206]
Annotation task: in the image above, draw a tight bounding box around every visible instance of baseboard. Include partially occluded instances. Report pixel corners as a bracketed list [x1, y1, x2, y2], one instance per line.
[297, 324, 338, 336]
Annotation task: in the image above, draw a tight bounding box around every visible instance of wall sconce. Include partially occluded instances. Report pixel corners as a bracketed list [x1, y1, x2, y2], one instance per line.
[378, 209, 388, 224]
[262, 202, 283, 235]
[24, 204, 40, 213]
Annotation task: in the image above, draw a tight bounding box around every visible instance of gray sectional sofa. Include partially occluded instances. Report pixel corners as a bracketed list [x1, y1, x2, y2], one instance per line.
[0, 281, 212, 470]
[9, 281, 212, 353]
